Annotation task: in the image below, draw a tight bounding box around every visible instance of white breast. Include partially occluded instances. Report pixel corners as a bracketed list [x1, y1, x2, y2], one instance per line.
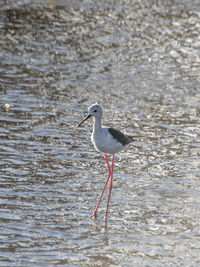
[91, 128, 124, 155]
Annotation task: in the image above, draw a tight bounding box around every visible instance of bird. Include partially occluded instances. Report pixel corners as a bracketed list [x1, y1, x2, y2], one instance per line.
[76, 103, 133, 218]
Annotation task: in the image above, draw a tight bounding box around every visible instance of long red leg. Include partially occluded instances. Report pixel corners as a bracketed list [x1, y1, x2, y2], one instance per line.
[93, 154, 111, 217]
[105, 155, 114, 217]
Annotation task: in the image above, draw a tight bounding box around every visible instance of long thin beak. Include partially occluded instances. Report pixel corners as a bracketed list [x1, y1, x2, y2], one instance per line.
[76, 114, 91, 128]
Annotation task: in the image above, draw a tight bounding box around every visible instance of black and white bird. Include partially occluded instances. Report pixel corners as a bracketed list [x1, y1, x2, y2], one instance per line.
[77, 103, 133, 218]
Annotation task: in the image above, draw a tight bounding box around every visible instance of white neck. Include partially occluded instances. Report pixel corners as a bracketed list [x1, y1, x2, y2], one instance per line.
[93, 117, 102, 132]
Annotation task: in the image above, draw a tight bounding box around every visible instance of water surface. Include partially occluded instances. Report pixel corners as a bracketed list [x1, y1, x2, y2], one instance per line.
[0, 0, 200, 266]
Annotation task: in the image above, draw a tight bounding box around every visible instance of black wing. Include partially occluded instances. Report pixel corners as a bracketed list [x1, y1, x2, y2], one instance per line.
[108, 128, 133, 146]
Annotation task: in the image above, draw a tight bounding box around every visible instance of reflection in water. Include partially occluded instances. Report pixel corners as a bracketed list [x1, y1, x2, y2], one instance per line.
[0, 0, 200, 266]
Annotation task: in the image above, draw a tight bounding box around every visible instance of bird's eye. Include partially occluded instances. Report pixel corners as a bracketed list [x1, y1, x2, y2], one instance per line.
[94, 109, 97, 112]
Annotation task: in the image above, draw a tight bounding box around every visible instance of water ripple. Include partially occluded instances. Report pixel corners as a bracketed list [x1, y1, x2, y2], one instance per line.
[0, 0, 200, 266]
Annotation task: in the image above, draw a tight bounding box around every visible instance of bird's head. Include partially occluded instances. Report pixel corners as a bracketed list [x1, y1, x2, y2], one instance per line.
[76, 103, 103, 127]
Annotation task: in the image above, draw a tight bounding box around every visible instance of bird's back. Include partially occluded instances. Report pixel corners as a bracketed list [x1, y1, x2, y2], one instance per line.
[108, 128, 133, 146]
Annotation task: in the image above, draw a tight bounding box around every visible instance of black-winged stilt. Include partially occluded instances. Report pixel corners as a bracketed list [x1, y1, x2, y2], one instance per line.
[77, 104, 133, 218]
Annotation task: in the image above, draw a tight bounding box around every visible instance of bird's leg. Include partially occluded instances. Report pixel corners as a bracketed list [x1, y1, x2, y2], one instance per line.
[105, 155, 114, 218]
[93, 153, 111, 217]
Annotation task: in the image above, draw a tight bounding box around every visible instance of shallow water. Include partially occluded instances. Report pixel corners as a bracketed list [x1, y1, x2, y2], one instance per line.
[0, 0, 200, 266]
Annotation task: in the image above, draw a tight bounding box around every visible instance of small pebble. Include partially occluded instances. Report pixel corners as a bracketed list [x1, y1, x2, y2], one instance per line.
[4, 103, 10, 111]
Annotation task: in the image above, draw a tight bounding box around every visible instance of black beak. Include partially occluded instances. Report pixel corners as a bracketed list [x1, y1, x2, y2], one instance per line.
[76, 114, 91, 127]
